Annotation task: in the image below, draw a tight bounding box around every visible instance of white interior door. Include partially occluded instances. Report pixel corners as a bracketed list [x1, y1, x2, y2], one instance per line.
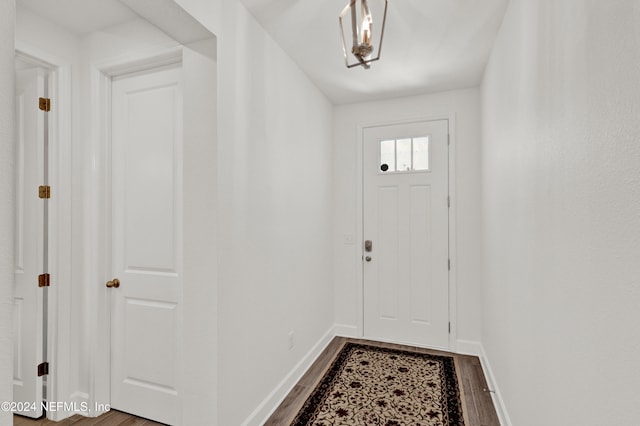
[13, 67, 46, 418]
[363, 120, 450, 348]
[110, 64, 183, 425]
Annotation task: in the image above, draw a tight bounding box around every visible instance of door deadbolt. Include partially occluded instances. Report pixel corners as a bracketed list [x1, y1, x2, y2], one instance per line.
[106, 278, 120, 288]
[364, 240, 373, 252]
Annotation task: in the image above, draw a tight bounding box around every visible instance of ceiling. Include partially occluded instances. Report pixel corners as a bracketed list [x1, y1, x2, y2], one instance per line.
[239, 0, 509, 104]
[18, 0, 509, 105]
[18, 0, 213, 47]
[19, 0, 138, 35]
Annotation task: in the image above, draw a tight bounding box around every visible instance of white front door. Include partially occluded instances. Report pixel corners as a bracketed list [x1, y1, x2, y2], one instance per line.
[109, 64, 183, 425]
[363, 120, 450, 348]
[13, 67, 46, 418]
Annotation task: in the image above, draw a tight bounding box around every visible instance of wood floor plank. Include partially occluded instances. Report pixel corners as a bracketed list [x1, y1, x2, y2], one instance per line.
[92, 410, 132, 426]
[38, 416, 85, 426]
[264, 384, 309, 426]
[296, 337, 345, 388]
[13, 415, 56, 425]
[468, 357, 500, 426]
[12, 416, 37, 425]
[458, 357, 482, 425]
[115, 419, 150, 426]
[14, 410, 166, 426]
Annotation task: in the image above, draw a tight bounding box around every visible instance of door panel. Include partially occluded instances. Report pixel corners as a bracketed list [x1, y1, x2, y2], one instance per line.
[110, 65, 182, 425]
[409, 184, 432, 323]
[13, 68, 46, 418]
[377, 186, 399, 319]
[363, 120, 449, 348]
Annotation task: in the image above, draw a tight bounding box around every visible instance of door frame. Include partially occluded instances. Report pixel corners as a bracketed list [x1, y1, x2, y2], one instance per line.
[88, 46, 184, 418]
[355, 114, 458, 351]
[14, 42, 73, 422]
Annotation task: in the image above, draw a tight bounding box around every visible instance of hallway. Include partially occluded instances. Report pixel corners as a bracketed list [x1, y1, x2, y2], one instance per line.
[1, 0, 639, 425]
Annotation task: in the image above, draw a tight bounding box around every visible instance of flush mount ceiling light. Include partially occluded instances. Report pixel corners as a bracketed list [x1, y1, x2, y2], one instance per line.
[339, 0, 389, 69]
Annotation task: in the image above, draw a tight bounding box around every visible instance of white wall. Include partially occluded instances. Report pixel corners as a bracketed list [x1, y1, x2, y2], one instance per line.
[0, 1, 15, 425]
[11, 4, 334, 425]
[181, 39, 218, 426]
[70, 3, 335, 422]
[333, 88, 483, 346]
[73, 4, 335, 422]
[214, 1, 334, 424]
[481, 1, 640, 425]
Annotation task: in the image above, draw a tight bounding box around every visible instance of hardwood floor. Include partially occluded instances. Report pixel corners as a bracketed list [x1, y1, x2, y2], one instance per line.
[14, 337, 498, 425]
[13, 410, 165, 426]
[265, 337, 500, 426]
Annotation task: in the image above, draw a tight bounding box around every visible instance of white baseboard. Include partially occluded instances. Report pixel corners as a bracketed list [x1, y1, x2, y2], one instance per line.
[241, 325, 336, 426]
[46, 391, 90, 422]
[477, 345, 512, 426]
[333, 323, 358, 338]
[70, 390, 89, 404]
[455, 339, 482, 356]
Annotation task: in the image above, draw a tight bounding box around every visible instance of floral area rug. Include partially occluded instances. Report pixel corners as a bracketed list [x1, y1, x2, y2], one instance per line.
[291, 342, 465, 426]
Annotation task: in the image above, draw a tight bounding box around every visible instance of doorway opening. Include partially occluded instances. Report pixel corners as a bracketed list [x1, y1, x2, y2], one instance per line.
[101, 56, 184, 425]
[13, 55, 49, 419]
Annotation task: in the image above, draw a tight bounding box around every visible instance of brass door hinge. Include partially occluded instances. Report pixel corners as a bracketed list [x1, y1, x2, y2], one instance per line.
[39, 97, 51, 112]
[38, 273, 50, 287]
[39, 185, 51, 199]
[37, 362, 49, 377]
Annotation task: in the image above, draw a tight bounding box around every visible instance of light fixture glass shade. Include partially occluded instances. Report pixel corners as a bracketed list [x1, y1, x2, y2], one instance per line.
[339, 0, 389, 69]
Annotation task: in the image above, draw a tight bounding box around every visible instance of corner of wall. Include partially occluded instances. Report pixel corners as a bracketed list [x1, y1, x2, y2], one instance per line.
[334, 324, 359, 338]
[455, 339, 483, 357]
[477, 344, 512, 426]
[241, 326, 336, 426]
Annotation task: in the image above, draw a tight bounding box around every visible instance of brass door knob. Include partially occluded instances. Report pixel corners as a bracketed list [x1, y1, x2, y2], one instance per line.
[106, 278, 120, 288]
